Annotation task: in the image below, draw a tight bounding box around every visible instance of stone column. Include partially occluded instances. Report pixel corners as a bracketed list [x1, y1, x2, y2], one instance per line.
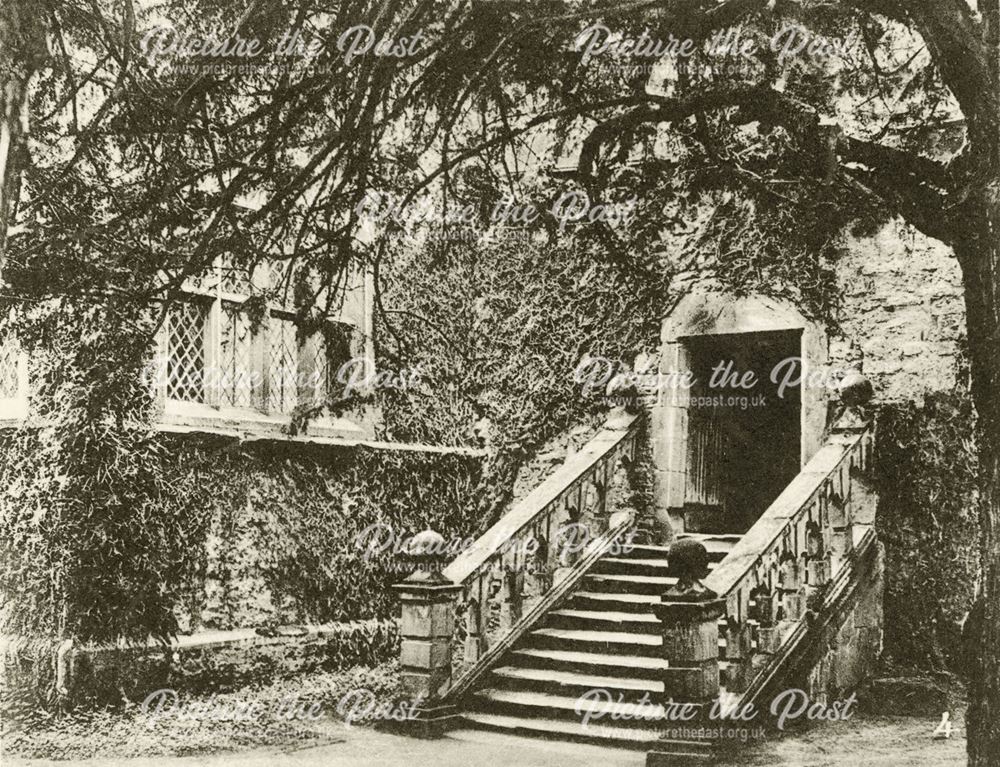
[649, 342, 690, 542]
[392, 529, 462, 737]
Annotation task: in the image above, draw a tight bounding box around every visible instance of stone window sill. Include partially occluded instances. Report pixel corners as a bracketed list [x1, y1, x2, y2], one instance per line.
[159, 399, 371, 442]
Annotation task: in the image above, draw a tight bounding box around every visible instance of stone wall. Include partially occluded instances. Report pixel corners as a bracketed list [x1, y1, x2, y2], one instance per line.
[752, 538, 886, 714]
[831, 218, 967, 403]
[1, 620, 399, 713]
[152, 435, 482, 634]
[803, 543, 886, 701]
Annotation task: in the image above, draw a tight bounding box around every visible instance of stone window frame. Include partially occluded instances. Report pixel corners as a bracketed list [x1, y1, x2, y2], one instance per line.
[155, 257, 364, 439]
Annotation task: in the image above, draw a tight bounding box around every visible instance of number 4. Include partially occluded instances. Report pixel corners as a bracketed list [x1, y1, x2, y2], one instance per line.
[933, 712, 953, 740]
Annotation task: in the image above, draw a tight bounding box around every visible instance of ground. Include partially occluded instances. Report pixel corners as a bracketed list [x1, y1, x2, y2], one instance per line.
[3, 705, 968, 767]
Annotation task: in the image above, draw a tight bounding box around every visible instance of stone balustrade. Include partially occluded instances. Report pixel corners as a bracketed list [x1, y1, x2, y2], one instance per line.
[392, 412, 645, 733]
[703, 412, 876, 695]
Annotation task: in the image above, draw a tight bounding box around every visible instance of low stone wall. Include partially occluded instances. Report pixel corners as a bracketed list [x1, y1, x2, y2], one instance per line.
[1, 619, 399, 715]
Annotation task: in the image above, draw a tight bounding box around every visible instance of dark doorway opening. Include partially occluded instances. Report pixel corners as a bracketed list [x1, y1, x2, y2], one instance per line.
[683, 330, 802, 534]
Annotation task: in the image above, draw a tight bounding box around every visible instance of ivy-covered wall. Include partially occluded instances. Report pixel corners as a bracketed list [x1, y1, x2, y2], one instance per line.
[875, 392, 979, 672]
[158, 436, 483, 632]
[0, 429, 482, 637]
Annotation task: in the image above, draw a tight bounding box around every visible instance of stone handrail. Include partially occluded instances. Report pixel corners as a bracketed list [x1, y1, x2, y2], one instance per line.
[445, 414, 643, 685]
[393, 412, 646, 731]
[705, 418, 876, 694]
[444, 413, 641, 585]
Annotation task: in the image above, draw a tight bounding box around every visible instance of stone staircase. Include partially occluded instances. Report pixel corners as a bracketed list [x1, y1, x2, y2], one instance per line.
[457, 534, 738, 749]
[394, 414, 880, 765]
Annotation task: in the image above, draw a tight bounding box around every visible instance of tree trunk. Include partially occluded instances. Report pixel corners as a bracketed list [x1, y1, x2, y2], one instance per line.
[955, 186, 1000, 767]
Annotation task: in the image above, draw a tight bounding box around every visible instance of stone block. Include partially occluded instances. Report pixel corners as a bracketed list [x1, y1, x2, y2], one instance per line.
[663, 661, 719, 701]
[400, 667, 451, 700]
[400, 602, 455, 639]
[661, 620, 719, 663]
[400, 639, 451, 670]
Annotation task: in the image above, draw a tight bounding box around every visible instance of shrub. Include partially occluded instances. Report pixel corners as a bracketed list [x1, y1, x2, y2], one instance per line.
[875, 391, 979, 672]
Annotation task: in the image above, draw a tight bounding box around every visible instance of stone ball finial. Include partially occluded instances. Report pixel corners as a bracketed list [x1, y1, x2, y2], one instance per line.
[406, 528, 446, 557]
[665, 538, 718, 600]
[402, 528, 450, 583]
[669, 538, 711, 583]
[837, 370, 873, 406]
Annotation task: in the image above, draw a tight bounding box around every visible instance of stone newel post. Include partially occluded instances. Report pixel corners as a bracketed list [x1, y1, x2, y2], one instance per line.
[648, 539, 725, 767]
[392, 529, 462, 736]
[652, 539, 726, 702]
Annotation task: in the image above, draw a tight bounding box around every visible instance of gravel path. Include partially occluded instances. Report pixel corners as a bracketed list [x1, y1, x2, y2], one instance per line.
[5, 706, 967, 767]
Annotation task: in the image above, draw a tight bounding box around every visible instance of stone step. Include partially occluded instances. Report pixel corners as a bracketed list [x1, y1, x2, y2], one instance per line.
[526, 627, 663, 655]
[489, 665, 665, 697]
[469, 688, 672, 727]
[676, 534, 740, 556]
[457, 711, 669, 750]
[568, 591, 660, 612]
[509, 647, 671, 677]
[625, 538, 735, 562]
[583, 572, 677, 595]
[593, 557, 723, 579]
[619, 543, 673, 561]
[546, 608, 661, 633]
[593, 557, 672, 578]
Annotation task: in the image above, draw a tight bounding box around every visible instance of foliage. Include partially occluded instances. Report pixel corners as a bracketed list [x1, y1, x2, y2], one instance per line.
[0, 299, 204, 645]
[374, 229, 670, 529]
[157, 438, 481, 628]
[875, 392, 979, 672]
[4, 659, 402, 760]
[0, 384, 480, 642]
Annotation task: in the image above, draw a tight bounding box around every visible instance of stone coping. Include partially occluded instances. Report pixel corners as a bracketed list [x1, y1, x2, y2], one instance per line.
[443, 414, 639, 584]
[0, 620, 393, 657]
[705, 430, 867, 597]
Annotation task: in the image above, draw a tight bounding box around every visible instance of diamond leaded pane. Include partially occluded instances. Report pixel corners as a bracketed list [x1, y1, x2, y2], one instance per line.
[0, 334, 18, 398]
[266, 259, 292, 309]
[219, 257, 252, 296]
[220, 302, 257, 409]
[268, 316, 297, 414]
[166, 301, 208, 403]
[306, 334, 328, 405]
